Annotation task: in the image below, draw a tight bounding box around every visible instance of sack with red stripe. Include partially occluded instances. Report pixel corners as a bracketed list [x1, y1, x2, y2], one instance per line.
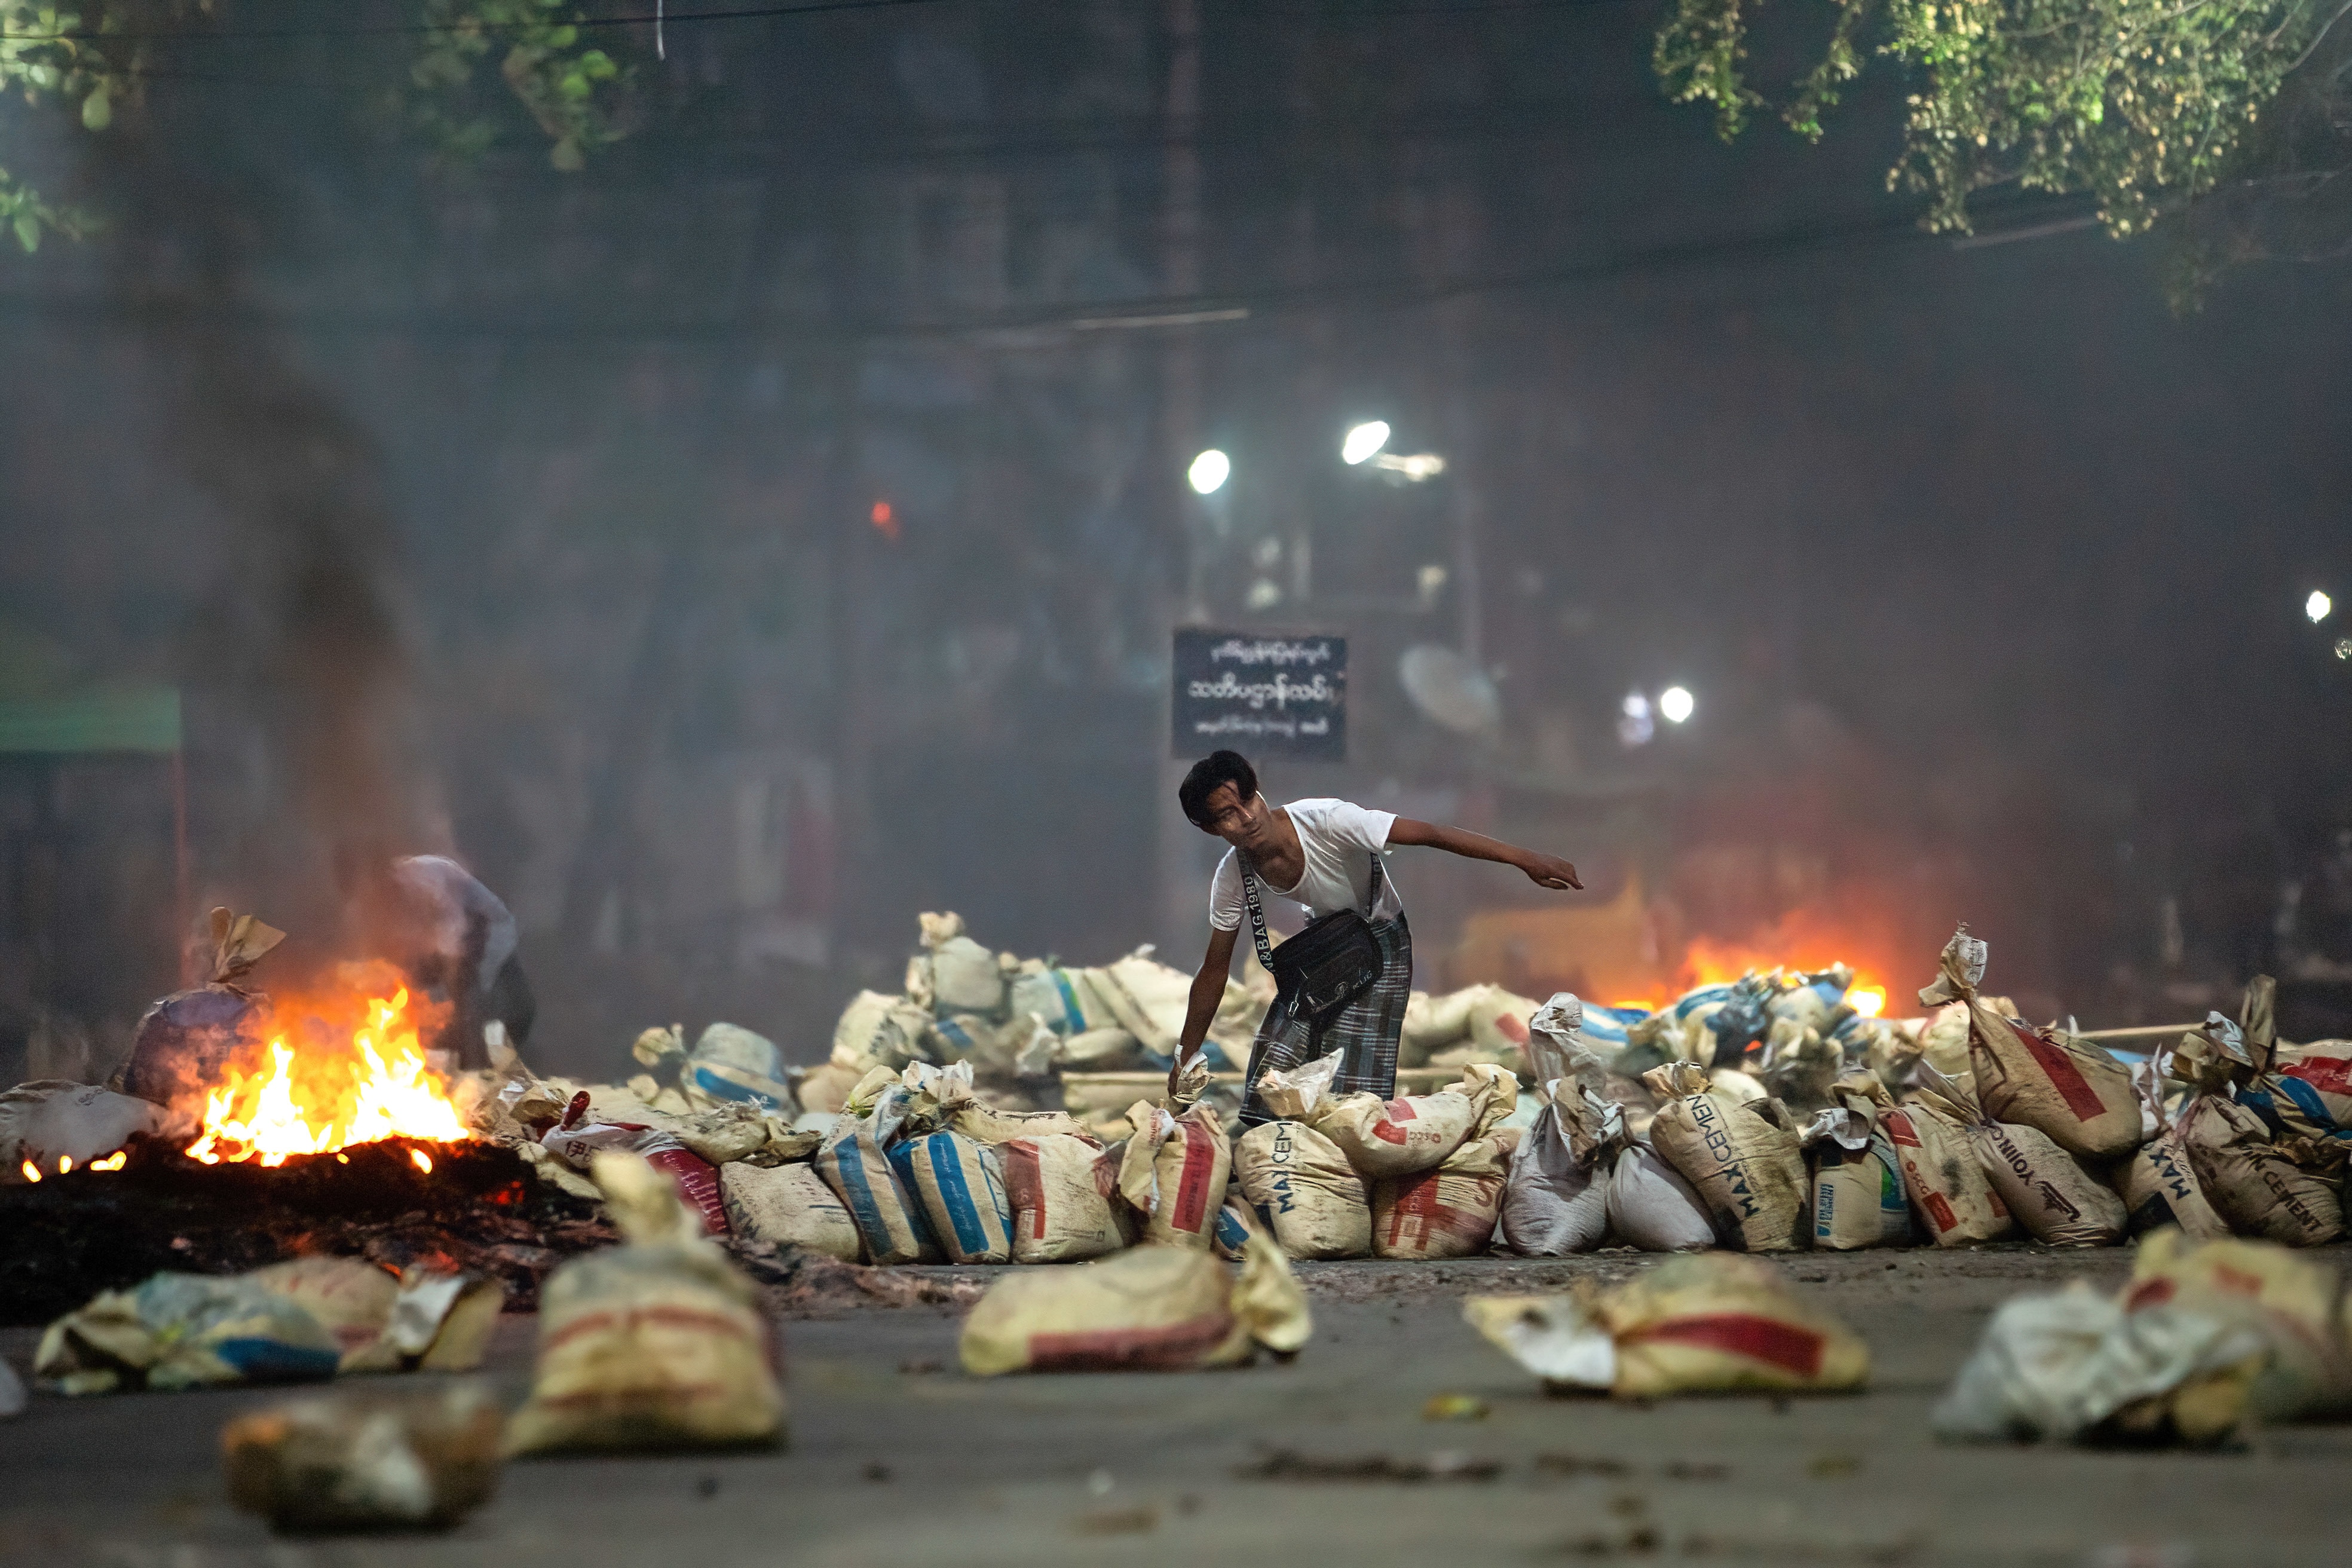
[1308, 1064, 1515, 1180]
[1851, 1078, 2013, 1247]
[1641, 1062, 1809, 1253]
[2121, 1229, 2352, 1420]
[1233, 1117, 1371, 1259]
[504, 1151, 782, 1455]
[1919, 925, 2139, 1162]
[1371, 1129, 1521, 1260]
[1462, 1252, 1869, 1398]
[1116, 1101, 1233, 1250]
[997, 1132, 1125, 1264]
[959, 1230, 1311, 1376]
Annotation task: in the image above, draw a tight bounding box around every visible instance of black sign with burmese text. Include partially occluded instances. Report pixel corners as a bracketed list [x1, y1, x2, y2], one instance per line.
[1171, 629, 1347, 761]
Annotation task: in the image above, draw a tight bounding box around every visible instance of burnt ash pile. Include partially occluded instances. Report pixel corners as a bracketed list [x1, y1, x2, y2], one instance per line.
[0, 1136, 614, 1324]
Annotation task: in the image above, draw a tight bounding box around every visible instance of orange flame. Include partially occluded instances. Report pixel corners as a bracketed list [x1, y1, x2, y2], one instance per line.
[20, 1160, 38, 1183]
[90, 1152, 127, 1171]
[185, 984, 470, 1168]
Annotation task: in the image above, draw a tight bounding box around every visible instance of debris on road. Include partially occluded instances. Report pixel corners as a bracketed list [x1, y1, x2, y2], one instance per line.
[1237, 1446, 1503, 1483]
[222, 1383, 503, 1533]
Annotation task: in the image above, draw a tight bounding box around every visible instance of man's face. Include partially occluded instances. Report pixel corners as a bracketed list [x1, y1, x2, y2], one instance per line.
[1196, 781, 1273, 849]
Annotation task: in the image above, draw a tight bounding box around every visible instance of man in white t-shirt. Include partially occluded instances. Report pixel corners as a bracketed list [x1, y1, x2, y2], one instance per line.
[1171, 749, 1582, 1125]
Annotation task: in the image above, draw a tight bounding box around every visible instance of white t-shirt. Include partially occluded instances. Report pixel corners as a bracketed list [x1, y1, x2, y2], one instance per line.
[1209, 798, 1404, 933]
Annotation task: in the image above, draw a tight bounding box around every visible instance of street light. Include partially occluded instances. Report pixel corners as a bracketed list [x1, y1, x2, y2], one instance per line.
[1188, 448, 1230, 495]
[1342, 421, 1391, 466]
[2309, 590, 2334, 624]
[1659, 685, 1695, 724]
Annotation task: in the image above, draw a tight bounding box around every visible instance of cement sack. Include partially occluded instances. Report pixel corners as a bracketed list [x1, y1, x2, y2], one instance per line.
[924, 1012, 1031, 1071]
[117, 908, 284, 1107]
[1372, 1129, 1518, 1259]
[1256, 1051, 1345, 1120]
[931, 1063, 1096, 1145]
[1800, 1105, 1912, 1251]
[2112, 1130, 2230, 1241]
[1232, 1118, 1371, 1260]
[1115, 1101, 1232, 1251]
[1642, 1062, 1808, 1253]
[1211, 1194, 1262, 1261]
[679, 1022, 794, 1113]
[504, 1152, 782, 1455]
[241, 1258, 499, 1377]
[1876, 1094, 2014, 1246]
[797, 1062, 861, 1116]
[813, 1122, 942, 1264]
[1524, 993, 1612, 1097]
[0, 1082, 166, 1179]
[909, 912, 1007, 1018]
[719, 1162, 862, 1261]
[1603, 1143, 1717, 1252]
[999, 1132, 1126, 1263]
[1967, 1116, 2128, 1247]
[1919, 926, 2139, 1161]
[1091, 949, 1196, 1061]
[2179, 1092, 2344, 1247]
[1498, 1091, 1618, 1256]
[1464, 1253, 1869, 1398]
[2265, 1042, 2352, 1138]
[1931, 1283, 2264, 1447]
[830, 991, 933, 1073]
[960, 1231, 1310, 1376]
[1465, 986, 1542, 1068]
[1058, 1026, 1146, 1071]
[889, 1130, 1013, 1264]
[1309, 1064, 1514, 1180]
[35, 1272, 341, 1394]
[2121, 1229, 2352, 1421]
[1008, 965, 1117, 1037]
[1403, 987, 1479, 1059]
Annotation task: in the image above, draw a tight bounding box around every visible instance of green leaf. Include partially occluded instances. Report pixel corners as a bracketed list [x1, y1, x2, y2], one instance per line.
[13, 210, 38, 252]
[549, 135, 583, 172]
[79, 84, 107, 130]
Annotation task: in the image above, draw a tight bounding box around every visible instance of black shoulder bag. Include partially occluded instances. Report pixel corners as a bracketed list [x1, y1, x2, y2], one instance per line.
[1241, 849, 1388, 1023]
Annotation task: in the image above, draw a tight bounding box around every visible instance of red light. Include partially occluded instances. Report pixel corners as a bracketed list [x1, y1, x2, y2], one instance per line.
[869, 500, 900, 542]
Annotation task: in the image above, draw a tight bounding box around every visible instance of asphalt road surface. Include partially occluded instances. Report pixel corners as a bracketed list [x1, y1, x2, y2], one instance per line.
[7, 1245, 2351, 1568]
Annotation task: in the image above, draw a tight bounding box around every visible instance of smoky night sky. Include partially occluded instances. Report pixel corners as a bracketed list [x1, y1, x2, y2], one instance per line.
[0, 0, 2346, 1079]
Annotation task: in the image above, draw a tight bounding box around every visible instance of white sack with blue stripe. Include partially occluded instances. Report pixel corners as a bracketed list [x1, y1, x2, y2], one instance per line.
[814, 1120, 942, 1265]
[893, 1131, 1013, 1264]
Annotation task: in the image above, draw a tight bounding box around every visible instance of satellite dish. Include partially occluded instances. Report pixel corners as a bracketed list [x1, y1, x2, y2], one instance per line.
[1399, 644, 1502, 735]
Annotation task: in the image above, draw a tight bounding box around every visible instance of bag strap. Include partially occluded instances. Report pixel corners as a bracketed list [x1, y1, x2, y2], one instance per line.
[1238, 844, 1388, 975]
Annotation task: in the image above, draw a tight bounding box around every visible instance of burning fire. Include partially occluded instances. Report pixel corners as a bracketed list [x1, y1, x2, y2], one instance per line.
[185, 984, 470, 1168]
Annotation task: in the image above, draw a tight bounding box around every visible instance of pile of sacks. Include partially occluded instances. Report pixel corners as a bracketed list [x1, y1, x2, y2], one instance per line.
[1488, 925, 2352, 1262]
[808, 912, 1272, 1127]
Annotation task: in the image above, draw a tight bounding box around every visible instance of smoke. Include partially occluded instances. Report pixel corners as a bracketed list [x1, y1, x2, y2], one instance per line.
[116, 182, 448, 960]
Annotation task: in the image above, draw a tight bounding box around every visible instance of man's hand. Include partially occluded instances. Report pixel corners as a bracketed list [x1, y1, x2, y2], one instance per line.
[1519, 852, 1583, 891]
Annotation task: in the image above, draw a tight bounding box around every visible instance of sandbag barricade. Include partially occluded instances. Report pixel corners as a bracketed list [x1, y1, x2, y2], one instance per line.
[1800, 1093, 1912, 1251]
[1116, 1101, 1232, 1251]
[1307, 1064, 1512, 1180]
[720, 1162, 863, 1261]
[1603, 1143, 1717, 1252]
[814, 1120, 942, 1266]
[997, 1133, 1125, 1264]
[1232, 1118, 1371, 1260]
[890, 1131, 1014, 1265]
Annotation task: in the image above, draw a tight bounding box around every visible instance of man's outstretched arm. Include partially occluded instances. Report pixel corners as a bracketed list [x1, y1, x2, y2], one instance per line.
[1387, 817, 1583, 890]
[1169, 924, 1241, 1090]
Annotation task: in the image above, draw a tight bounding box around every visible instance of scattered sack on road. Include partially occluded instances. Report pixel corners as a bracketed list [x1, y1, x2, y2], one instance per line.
[1931, 1281, 2265, 1447]
[960, 1232, 1310, 1376]
[505, 1150, 783, 1455]
[223, 1384, 503, 1533]
[721, 1161, 864, 1261]
[1642, 1062, 1808, 1252]
[1920, 926, 2140, 1161]
[893, 1129, 1014, 1264]
[1465, 1253, 1869, 1398]
[1232, 1117, 1371, 1260]
[35, 1260, 494, 1395]
[1116, 1101, 1232, 1251]
[2121, 1229, 2352, 1422]
[1310, 1064, 1512, 1180]
[999, 1132, 1126, 1264]
[1, 1080, 168, 1180]
[1602, 1141, 1717, 1252]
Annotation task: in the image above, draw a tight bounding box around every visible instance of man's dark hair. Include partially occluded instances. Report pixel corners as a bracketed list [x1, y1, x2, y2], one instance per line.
[1178, 750, 1259, 828]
